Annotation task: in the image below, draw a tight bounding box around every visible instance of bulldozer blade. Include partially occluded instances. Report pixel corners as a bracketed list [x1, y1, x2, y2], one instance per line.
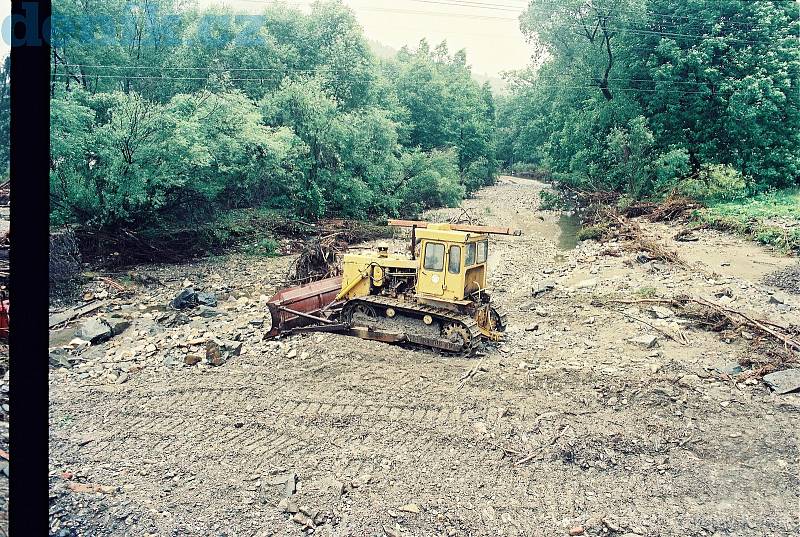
[266, 276, 342, 337]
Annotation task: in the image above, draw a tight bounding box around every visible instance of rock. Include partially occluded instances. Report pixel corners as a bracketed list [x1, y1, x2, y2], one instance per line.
[115, 372, 129, 384]
[197, 307, 223, 318]
[768, 294, 786, 305]
[184, 355, 202, 366]
[629, 334, 658, 349]
[206, 341, 223, 366]
[221, 339, 243, 356]
[67, 337, 92, 350]
[105, 317, 131, 336]
[171, 288, 198, 309]
[575, 278, 597, 289]
[678, 374, 701, 387]
[569, 527, 585, 536]
[383, 526, 401, 537]
[284, 473, 298, 496]
[49, 350, 71, 369]
[286, 349, 297, 359]
[649, 306, 673, 319]
[717, 362, 744, 376]
[278, 498, 299, 514]
[351, 474, 373, 488]
[472, 421, 488, 434]
[196, 292, 217, 307]
[398, 503, 420, 514]
[532, 281, 555, 297]
[524, 323, 539, 332]
[291, 512, 313, 528]
[76, 318, 113, 344]
[763, 369, 800, 395]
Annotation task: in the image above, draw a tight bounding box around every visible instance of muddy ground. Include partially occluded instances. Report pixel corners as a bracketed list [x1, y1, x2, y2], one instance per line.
[48, 177, 799, 537]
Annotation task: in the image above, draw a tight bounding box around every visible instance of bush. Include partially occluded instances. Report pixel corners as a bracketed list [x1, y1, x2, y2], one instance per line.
[676, 164, 748, 202]
[539, 190, 567, 211]
[243, 237, 280, 257]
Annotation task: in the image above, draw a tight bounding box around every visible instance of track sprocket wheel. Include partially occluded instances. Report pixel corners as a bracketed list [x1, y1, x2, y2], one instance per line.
[441, 322, 471, 351]
[344, 303, 377, 325]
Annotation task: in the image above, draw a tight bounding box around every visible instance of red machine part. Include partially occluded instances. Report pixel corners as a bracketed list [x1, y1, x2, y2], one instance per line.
[0, 298, 8, 339]
[266, 276, 342, 337]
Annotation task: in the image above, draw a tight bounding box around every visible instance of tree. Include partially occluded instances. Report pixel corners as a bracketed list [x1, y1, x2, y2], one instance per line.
[500, 0, 800, 196]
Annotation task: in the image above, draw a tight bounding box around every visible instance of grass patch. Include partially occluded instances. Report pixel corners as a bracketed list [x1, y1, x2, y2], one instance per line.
[693, 189, 800, 253]
[576, 223, 610, 241]
[635, 286, 658, 298]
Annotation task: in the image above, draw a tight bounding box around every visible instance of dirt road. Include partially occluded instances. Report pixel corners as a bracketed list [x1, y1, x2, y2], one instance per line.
[49, 177, 800, 536]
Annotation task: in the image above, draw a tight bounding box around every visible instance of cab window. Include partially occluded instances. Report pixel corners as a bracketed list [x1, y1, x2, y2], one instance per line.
[423, 242, 445, 271]
[448, 245, 461, 274]
[465, 242, 476, 265]
[477, 240, 488, 264]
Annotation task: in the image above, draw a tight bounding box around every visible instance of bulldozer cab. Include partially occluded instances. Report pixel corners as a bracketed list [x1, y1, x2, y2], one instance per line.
[415, 224, 488, 302]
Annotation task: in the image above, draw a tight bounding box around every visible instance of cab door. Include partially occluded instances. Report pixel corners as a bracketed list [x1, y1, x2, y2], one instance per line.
[418, 241, 445, 296]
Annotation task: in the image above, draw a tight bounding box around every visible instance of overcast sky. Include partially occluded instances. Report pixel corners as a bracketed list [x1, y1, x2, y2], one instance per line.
[0, 0, 535, 77]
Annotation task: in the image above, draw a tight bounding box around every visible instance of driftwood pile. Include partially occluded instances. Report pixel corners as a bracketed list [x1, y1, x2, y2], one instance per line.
[288, 220, 394, 284]
[621, 194, 703, 222]
[589, 205, 688, 267]
[289, 233, 343, 284]
[49, 228, 82, 296]
[603, 295, 799, 379]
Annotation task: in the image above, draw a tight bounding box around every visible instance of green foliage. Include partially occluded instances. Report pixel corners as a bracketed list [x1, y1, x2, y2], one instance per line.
[49, 0, 499, 245]
[694, 189, 800, 253]
[635, 286, 658, 299]
[498, 0, 799, 198]
[398, 148, 464, 217]
[576, 223, 610, 241]
[243, 237, 280, 257]
[539, 190, 567, 211]
[676, 164, 748, 202]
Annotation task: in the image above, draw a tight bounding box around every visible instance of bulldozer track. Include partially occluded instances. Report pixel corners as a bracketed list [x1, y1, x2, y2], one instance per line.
[343, 295, 484, 355]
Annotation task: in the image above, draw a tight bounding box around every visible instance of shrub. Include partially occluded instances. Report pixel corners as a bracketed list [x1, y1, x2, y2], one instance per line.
[677, 164, 748, 202]
[539, 190, 567, 211]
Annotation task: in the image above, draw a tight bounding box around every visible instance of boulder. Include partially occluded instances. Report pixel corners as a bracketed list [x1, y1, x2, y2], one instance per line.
[532, 281, 555, 297]
[171, 288, 198, 309]
[196, 292, 217, 307]
[629, 334, 658, 349]
[75, 318, 113, 344]
[105, 317, 131, 336]
[763, 369, 800, 395]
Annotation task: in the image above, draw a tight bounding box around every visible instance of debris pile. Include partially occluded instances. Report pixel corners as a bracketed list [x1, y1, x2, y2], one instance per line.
[49, 228, 82, 297]
[289, 234, 342, 284]
[601, 295, 799, 383]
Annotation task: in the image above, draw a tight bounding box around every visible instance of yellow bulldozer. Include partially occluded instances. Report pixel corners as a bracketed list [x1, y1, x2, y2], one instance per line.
[266, 219, 521, 355]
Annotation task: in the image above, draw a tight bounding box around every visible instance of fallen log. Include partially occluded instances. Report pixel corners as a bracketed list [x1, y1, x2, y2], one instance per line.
[48, 300, 107, 329]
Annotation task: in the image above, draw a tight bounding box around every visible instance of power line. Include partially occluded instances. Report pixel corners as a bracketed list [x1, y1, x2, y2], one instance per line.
[51, 73, 285, 82]
[58, 63, 756, 88]
[50, 71, 739, 96]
